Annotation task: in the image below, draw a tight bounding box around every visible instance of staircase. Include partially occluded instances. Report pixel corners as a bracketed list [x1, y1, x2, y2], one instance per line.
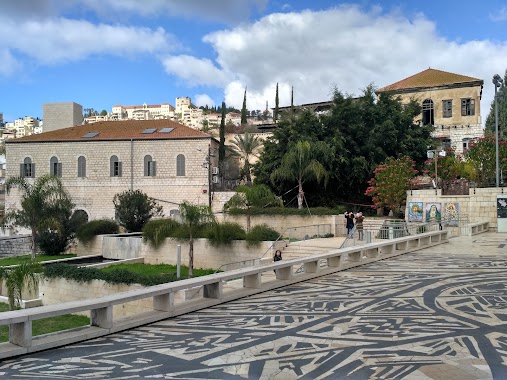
[281, 237, 347, 260]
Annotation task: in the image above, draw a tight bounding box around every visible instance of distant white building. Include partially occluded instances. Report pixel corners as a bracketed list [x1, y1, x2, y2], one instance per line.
[4, 116, 40, 137]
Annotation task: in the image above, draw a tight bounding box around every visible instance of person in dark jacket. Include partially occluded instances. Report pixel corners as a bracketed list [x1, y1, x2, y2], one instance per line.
[273, 250, 282, 273]
[345, 211, 355, 238]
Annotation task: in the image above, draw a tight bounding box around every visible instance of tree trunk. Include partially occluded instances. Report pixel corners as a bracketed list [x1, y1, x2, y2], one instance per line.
[246, 214, 251, 233]
[245, 161, 252, 186]
[30, 226, 37, 260]
[297, 180, 304, 209]
[188, 236, 194, 278]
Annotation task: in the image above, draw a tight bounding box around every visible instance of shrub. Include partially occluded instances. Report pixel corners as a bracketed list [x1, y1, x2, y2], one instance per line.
[246, 224, 280, 246]
[113, 189, 163, 232]
[142, 218, 181, 248]
[205, 222, 246, 246]
[76, 219, 119, 245]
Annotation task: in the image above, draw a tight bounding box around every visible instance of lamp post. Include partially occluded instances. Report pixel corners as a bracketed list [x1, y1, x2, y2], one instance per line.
[427, 149, 446, 194]
[493, 74, 504, 187]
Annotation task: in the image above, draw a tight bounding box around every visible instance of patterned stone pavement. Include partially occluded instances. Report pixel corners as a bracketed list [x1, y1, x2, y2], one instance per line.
[3, 234, 507, 379]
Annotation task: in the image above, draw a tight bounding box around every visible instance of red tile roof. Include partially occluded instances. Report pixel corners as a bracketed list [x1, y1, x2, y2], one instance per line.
[377, 68, 483, 92]
[7, 119, 213, 143]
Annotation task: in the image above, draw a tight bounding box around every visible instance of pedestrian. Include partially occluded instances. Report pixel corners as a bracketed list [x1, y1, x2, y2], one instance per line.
[355, 212, 364, 240]
[345, 211, 355, 238]
[273, 250, 282, 273]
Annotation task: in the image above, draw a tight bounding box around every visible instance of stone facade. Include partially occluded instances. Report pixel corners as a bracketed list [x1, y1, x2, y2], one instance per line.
[5, 138, 219, 220]
[377, 69, 484, 155]
[42, 102, 83, 132]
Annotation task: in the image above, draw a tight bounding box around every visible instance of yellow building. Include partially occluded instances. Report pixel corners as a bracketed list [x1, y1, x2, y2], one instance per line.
[377, 68, 484, 154]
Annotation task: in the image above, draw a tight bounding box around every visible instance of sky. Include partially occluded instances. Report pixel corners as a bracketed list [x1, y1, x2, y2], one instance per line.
[2, 0, 507, 123]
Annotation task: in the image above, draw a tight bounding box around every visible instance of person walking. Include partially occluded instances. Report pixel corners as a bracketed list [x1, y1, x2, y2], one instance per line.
[345, 211, 355, 238]
[273, 250, 282, 273]
[355, 212, 364, 240]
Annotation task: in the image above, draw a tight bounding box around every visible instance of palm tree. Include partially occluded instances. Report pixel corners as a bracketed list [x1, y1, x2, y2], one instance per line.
[5, 174, 74, 259]
[271, 140, 332, 209]
[0, 261, 42, 310]
[229, 132, 262, 186]
[178, 202, 216, 278]
[224, 184, 283, 231]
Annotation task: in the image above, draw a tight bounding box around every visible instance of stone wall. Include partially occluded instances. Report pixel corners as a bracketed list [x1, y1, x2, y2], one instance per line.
[0, 235, 32, 258]
[221, 214, 341, 238]
[406, 187, 498, 228]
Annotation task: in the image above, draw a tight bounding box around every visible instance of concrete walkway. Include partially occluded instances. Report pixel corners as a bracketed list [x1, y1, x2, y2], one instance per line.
[2, 233, 507, 379]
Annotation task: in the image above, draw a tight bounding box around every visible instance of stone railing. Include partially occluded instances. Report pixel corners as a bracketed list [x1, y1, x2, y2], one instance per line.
[468, 221, 489, 236]
[0, 229, 448, 359]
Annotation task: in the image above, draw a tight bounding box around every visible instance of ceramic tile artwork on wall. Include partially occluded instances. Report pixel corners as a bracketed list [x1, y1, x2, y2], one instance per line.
[443, 202, 460, 226]
[408, 202, 423, 222]
[425, 202, 442, 222]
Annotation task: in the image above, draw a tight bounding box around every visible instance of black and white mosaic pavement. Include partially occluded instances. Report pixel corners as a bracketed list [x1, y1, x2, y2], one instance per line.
[3, 245, 507, 379]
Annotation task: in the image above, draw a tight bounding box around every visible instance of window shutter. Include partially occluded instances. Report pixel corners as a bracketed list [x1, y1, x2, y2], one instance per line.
[144, 158, 148, 176]
[31, 163, 35, 178]
[118, 161, 122, 177]
[151, 161, 156, 176]
[20, 164, 24, 178]
[57, 163, 62, 177]
[471, 99, 475, 115]
[110, 160, 114, 177]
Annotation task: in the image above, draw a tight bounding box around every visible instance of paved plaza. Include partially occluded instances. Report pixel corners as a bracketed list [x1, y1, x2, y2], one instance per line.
[2, 233, 507, 379]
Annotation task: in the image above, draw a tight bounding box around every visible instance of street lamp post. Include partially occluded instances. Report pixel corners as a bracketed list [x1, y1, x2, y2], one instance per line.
[427, 149, 446, 194]
[493, 74, 504, 187]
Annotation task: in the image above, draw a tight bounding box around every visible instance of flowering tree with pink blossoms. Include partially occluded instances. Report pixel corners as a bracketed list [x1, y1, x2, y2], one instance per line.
[365, 156, 418, 213]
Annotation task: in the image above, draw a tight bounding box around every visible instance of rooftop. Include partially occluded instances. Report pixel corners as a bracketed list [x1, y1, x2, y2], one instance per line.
[377, 68, 483, 92]
[7, 119, 213, 143]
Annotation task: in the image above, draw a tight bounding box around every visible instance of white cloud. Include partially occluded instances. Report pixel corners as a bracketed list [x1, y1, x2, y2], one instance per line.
[194, 94, 216, 108]
[0, 17, 174, 74]
[172, 5, 507, 118]
[162, 55, 230, 87]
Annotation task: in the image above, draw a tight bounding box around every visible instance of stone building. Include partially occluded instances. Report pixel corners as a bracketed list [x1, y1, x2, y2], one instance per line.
[5, 119, 218, 221]
[377, 68, 484, 154]
[43, 102, 84, 133]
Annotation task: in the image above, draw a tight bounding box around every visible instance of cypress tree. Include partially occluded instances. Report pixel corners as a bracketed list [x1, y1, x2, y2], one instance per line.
[291, 86, 294, 118]
[219, 101, 226, 166]
[241, 87, 247, 125]
[274, 82, 279, 123]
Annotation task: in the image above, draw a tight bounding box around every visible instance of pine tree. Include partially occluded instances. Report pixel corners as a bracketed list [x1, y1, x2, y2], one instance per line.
[274, 82, 279, 123]
[291, 86, 294, 117]
[241, 87, 248, 125]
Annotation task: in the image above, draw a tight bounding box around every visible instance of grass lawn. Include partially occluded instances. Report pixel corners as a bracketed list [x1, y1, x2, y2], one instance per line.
[0, 302, 89, 343]
[0, 254, 76, 267]
[99, 263, 216, 278]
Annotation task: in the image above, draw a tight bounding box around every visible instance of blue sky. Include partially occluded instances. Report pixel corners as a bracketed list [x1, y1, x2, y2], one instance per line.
[2, 0, 507, 122]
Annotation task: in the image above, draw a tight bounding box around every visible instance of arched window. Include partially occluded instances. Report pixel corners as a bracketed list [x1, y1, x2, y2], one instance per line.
[50, 156, 62, 177]
[77, 156, 86, 178]
[176, 154, 185, 176]
[110, 155, 122, 177]
[422, 99, 434, 126]
[21, 157, 34, 178]
[144, 155, 156, 176]
[72, 209, 89, 224]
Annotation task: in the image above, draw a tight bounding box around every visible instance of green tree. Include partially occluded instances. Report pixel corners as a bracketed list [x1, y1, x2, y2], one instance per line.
[219, 101, 226, 170]
[178, 202, 215, 278]
[423, 147, 467, 183]
[5, 175, 74, 258]
[100, 110, 108, 116]
[486, 70, 507, 140]
[224, 184, 283, 231]
[271, 140, 332, 209]
[0, 261, 42, 310]
[464, 135, 507, 186]
[38, 208, 88, 255]
[113, 189, 163, 232]
[229, 132, 262, 186]
[241, 88, 247, 125]
[365, 156, 417, 213]
[274, 82, 279, 123]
